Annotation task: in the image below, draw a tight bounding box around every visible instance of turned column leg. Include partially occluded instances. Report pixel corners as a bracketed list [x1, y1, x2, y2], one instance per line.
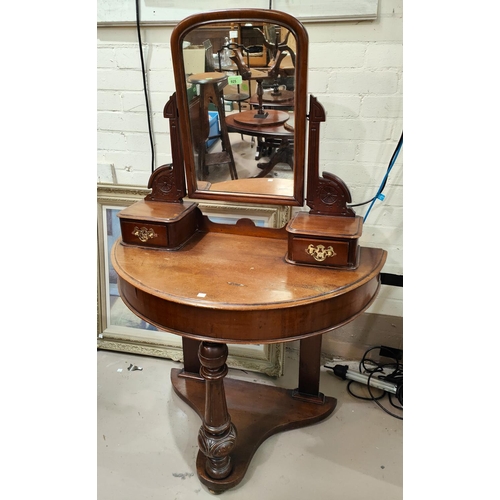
[197, 342, 237, 480]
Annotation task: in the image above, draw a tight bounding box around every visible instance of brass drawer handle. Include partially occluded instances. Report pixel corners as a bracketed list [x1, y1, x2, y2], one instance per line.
[306, 244, 336, 262]
[132, 226, 158, 242]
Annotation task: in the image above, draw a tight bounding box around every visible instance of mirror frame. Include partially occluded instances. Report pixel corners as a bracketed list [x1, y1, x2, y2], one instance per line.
[171, 9, 308, 206]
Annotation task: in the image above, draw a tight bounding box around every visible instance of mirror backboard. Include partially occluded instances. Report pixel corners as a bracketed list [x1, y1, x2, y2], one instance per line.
[171, 9, 308, 206]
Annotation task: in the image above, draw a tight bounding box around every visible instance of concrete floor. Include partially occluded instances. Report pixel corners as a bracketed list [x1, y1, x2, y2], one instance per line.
[97, 348, 402, 500]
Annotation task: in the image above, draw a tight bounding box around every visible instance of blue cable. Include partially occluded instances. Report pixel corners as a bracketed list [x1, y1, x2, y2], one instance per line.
[363, 134, 403, 223]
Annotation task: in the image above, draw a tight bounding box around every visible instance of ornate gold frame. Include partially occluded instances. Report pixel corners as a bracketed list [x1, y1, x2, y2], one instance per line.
[97, 184, 290, 376]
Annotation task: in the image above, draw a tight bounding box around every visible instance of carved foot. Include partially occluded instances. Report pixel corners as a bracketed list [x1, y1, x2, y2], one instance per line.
[198, 422, 237, 479]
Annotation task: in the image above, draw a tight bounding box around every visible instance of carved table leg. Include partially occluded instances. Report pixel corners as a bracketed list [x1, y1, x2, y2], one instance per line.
[197, 342, 237, 480]
[170, 336, 337, 493]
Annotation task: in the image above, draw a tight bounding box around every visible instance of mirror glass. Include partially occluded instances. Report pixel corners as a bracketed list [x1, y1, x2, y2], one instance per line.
[171, 10, 308, 206]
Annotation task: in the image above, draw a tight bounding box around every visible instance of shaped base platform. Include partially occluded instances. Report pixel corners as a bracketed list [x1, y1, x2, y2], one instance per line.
[171, 368, 337, 493]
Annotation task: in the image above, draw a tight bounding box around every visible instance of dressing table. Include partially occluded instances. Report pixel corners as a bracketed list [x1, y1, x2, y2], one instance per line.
[111, 9, 387, 494]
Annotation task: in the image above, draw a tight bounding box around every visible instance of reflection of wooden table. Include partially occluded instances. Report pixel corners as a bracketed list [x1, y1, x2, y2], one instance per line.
[250, 91, 294, 109]
[208, 177, 294, 196]
[225, 113, 294, 178]
[112, 230, 386, 493]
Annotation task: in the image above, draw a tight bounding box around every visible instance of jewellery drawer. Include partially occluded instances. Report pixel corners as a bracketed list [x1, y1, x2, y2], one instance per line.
[120, 221, 168, 248]
[118, 200, 199, 250]
[286, 236, 359, 269]
[285, 211, 362, 269]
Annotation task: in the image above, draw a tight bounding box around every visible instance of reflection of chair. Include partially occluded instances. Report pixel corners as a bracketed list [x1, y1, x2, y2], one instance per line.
[214, 39, 296, 178]
[216, 42, 250, 114]
[216, 42, 294, 176]
[243, 37, 295, 167]
[187, 72, 238, 181]
[223, 44, 269, 118]
[256, 25, 296, 74]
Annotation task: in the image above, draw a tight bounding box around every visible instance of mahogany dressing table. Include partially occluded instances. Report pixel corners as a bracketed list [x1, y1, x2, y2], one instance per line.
[112, 9, 387, 494]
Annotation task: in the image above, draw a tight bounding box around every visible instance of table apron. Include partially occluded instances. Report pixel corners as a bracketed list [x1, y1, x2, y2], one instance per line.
[117, 275, 381, 344]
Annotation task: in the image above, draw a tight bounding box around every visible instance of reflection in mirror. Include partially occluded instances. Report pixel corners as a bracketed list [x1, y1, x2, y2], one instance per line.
[172, 10, 308, 206]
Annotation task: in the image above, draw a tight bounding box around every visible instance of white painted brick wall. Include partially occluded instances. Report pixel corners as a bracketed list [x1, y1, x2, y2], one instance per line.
[97, 0, 403, 316]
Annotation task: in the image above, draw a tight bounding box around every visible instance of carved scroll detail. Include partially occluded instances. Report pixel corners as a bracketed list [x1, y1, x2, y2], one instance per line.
[198, 424, 237, 479]
[310, 173, 356, 216]
[306, 96, 356, 217]
[145, 164, 180, 202]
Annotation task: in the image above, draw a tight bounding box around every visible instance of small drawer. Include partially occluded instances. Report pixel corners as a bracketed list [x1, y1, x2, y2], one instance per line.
[287, 235, 361, 269]
[285, 212, 361, 269]
[120, 221, 168, 248]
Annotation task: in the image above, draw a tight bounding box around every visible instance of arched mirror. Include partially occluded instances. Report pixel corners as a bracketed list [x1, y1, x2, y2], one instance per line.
[171, 9, 308, 206]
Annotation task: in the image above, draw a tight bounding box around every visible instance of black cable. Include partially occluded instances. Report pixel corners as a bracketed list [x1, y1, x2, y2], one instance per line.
[348, 132, 403, 208]
[335, 345, 403, 420]
[366, 373, 403, 420]
[347, 379, 385, 401]
[135, 0, 155, 174]
[348, 197, 376, 208]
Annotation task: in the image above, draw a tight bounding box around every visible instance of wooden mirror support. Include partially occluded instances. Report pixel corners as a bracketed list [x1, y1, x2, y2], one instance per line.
[117, 94, 199, 251]
[111, 9, 387, 494]
[285, 95, 363, 270]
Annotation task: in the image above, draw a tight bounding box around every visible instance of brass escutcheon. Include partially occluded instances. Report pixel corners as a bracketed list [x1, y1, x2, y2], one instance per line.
[132, 226, 158, 242]
[306, 244, 336, 262]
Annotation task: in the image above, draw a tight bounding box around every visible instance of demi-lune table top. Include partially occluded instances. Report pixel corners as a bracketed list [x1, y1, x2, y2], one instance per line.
[112, 230, 386, 344]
